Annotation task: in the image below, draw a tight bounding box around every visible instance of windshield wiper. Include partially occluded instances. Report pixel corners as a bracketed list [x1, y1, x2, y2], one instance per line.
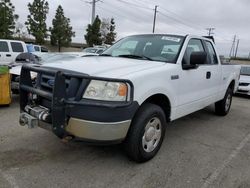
[99, 54, 112, 56]
[118, 54, 153, 61]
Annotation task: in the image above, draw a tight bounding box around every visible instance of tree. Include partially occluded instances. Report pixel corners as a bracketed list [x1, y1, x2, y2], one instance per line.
[100, 18, 110, 43]
[105, 18, 116, 45]
[0, 0, 19, 39]
[14, 22, 29, 40]
[50, 5, 75, 52]
[25, 0, 49, 44]
[84, 15, 102, 47]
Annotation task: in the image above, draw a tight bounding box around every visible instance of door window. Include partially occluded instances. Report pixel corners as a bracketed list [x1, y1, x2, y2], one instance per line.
[205, 41, 218, 64]
[183, 39, 205, 65]
[34, 46, 40, 52]
[11, 42, 24, 52]
[0, 41, 9, 52]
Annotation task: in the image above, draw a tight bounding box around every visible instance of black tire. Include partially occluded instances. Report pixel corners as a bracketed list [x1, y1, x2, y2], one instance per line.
[124, 103, 167, 163]
[215, 87, 233, 116]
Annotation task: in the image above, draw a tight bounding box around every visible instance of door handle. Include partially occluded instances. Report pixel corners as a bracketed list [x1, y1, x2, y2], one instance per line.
[206, 71, 211, 79]
[6, 54, 11, 57]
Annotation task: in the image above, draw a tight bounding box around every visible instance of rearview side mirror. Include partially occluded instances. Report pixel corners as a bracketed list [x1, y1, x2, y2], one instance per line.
[190, 52, 207, 65]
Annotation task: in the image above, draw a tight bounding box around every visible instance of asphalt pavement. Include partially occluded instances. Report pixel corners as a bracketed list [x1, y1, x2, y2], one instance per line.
[0, 95, 250, 188]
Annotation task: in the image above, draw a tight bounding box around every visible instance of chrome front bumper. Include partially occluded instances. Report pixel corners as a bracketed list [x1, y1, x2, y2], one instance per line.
[66, 118, 131, 141]
[20, 111, 131, 142]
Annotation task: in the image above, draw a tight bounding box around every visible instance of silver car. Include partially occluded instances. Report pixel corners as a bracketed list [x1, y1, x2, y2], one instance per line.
[237, 65, 250, 95]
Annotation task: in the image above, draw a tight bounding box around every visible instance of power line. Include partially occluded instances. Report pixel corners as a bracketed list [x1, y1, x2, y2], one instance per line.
[160, 7, 205, 31]
[158, 12, 204, 35]
[158, 6, 236, 42]
[116, 0, 152, 10]
[98, 2, 146, 23]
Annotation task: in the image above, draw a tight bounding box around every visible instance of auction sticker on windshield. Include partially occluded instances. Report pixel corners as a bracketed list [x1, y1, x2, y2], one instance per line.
[161, 36, 181, 42]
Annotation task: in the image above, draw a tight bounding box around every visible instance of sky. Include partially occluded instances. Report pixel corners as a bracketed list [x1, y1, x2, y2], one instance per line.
[11, 0, 250, 57]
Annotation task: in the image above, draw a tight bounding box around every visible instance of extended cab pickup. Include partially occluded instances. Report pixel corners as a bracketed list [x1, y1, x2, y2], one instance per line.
[19, 34, 240, 162]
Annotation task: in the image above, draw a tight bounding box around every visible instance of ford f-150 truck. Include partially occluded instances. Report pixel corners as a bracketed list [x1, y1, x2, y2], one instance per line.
[19, 34, 240, 162]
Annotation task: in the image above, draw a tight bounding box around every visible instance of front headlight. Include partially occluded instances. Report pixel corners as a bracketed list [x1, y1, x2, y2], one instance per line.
[83, 80, 129, 101]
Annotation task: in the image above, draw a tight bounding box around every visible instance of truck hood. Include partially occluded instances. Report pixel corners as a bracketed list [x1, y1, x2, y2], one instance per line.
[240, 75, 250, 83]
[43, 56, 165, 78]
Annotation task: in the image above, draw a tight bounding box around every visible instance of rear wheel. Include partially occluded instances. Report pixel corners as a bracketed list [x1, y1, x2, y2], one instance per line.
[124, 103, 166, 163]
[215, 87, 233, 116]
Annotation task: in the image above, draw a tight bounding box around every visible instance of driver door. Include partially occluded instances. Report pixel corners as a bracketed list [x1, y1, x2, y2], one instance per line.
[177, 38, 214, 117]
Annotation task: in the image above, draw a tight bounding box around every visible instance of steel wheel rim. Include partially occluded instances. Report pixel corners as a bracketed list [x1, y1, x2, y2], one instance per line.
[225, 93, 232, 111]
[142, 117, 162, 153]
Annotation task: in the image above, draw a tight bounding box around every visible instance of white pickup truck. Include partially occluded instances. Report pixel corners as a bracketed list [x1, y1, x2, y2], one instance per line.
[19, 34, 240, 162]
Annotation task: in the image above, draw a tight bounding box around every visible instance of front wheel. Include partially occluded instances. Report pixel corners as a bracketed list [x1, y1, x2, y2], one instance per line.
[215, 87, 233, 116]
[124, 103, 166, 163]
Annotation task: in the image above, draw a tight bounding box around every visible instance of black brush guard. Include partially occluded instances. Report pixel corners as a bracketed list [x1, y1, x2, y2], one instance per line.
[20, 65, 134, 138]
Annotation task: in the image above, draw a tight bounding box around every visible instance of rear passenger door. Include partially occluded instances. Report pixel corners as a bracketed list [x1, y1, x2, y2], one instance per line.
[0, 41, 12, 64]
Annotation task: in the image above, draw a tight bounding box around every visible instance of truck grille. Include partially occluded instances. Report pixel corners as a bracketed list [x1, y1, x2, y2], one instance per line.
[35, 73, 85, 109]
[40, 74, 70, 91]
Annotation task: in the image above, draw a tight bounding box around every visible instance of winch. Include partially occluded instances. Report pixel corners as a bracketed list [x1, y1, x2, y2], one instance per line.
[19, 105, 51, 128]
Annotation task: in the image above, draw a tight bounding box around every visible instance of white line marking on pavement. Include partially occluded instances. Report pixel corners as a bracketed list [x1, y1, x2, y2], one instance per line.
[0, 169, 19, 188]
[201, 132, 250, 188]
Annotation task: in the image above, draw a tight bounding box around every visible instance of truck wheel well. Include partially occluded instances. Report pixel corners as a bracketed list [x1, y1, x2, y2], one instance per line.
[143, 94, 171, 122]
[229, 80, 235, 90]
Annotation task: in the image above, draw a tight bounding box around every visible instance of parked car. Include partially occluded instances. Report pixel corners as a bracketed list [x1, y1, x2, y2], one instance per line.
[19, 34, 240, 162]
[82, 46, 106, 54]
[9, 53, 40, 94]
[236, 65, 250, 95]
[26, 44, 49, 53]
[0, 39, 28, 65]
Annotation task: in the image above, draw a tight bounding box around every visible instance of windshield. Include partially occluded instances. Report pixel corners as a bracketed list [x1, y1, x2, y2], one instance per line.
[102, 35, 184, 63]
[240, 66, 250, 76]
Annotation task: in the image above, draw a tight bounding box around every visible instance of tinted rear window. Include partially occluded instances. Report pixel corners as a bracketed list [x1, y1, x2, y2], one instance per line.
[0, 41, 9, 52]
[11, 42, 24, 52]
[34, 46, 40, 51]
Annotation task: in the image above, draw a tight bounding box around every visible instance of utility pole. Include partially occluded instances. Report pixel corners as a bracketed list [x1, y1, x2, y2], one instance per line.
[206, 28, 215, 36]
[85, 0, 100, 24]
[235, 39, 240, 58]
[229, 35, 236, 58]
[91, 0, 96, 24]
[248, 52, 250, 60]
[152, 5, 158, 33]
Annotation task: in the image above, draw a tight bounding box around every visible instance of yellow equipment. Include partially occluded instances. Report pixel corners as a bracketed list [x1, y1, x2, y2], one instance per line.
[0, 66, 11, 105]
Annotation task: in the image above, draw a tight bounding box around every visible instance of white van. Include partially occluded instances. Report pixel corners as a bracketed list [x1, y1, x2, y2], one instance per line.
[0, 39, 28, 65]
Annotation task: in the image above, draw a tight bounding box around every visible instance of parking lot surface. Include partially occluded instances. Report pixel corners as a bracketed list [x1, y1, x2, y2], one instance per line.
[0, 95, 250, 188]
